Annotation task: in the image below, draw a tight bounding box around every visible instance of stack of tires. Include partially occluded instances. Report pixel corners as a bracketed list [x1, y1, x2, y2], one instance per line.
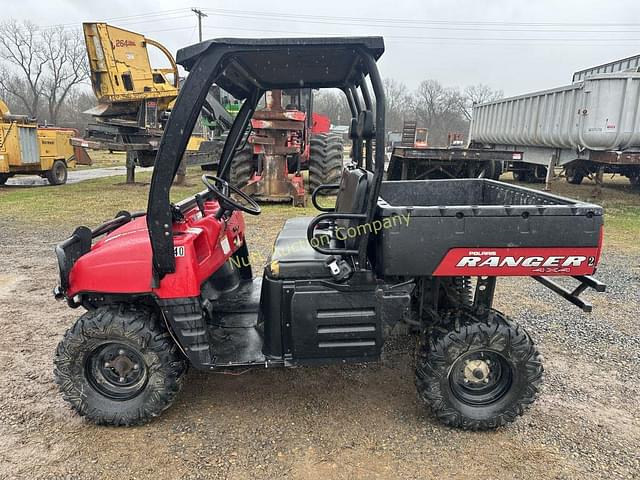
[308, 133, 344, 194]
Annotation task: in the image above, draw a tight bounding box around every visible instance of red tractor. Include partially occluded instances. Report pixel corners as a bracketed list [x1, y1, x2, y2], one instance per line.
[231, 88, 344, 206]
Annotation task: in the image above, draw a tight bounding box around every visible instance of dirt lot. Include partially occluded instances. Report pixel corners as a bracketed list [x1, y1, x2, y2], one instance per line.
[0, 174, 638, 479]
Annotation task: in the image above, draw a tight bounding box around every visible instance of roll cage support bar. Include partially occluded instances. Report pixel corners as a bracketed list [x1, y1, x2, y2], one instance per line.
[147, 41, 386, 281]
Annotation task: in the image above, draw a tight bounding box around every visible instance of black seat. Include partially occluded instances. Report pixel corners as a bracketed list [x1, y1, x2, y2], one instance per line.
[268, 216, 331, 278]
[268, 166, 373, 279]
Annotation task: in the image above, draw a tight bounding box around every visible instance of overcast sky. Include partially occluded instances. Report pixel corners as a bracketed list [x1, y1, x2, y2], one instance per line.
[3, 0, 640, 96]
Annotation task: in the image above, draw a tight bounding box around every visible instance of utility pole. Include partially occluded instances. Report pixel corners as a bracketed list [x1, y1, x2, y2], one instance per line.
[191, 8, 208, 42]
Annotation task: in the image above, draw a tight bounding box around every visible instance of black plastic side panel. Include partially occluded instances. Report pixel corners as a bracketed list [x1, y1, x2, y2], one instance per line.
[259, 275, 284, 358]
[289, 284, 381, 361]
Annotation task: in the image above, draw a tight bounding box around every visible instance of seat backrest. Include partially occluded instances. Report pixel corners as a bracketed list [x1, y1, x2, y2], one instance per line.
[334, 166, 373, 249]
[356, 110, 375, 139]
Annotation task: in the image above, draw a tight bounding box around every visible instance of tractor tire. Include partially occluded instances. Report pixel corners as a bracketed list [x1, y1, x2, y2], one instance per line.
[565, 165, 585, 185]
[308, 133, 344, 194]
[415, 308, 543, 430]
[54, 305, 187, 426]
[46, 160, 68, 185]
[0, 174, 8, 185]
[229, 147, 256, 189]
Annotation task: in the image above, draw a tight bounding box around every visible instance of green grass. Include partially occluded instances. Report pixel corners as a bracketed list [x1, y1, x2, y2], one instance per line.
[76, 150, 127, 169]
[0, 170, 326, 231]
[1, 170, 638, 253]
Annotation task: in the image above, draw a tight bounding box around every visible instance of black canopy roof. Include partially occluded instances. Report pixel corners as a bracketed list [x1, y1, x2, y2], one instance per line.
[176, 37, 385, 99]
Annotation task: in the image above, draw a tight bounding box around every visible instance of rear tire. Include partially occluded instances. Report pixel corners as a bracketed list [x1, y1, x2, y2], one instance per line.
[46, 160, 67, 185]
[628, 172, 640, 188]
[308, 133, 344, 194]
[415, 308, 543, 430]
[54, 305, 187, 426]
[0, 174, 8, 185]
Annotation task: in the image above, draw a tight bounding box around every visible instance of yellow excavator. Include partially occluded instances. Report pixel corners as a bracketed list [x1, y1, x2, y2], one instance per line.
[0, 99, 88, 186]
[73, 23, 232, 183]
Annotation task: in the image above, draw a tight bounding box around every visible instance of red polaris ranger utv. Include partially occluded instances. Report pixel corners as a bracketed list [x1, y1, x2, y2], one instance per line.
[53, 37, 606, 429]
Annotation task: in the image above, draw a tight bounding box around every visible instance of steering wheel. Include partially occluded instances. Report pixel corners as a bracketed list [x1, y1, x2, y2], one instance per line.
[201, 174, 261, 216]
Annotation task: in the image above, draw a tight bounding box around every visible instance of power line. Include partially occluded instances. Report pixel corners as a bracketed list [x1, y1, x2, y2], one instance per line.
[201, 7, 640, 28]
[40, 8, 191, 30]
[191, 8, 208, 42]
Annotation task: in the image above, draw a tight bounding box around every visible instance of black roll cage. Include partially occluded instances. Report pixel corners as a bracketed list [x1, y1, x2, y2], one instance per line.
[147, 37, 386, 281]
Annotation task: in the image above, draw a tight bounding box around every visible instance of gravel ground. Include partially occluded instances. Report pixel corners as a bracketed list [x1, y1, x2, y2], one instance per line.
[0, 219, 638, 480]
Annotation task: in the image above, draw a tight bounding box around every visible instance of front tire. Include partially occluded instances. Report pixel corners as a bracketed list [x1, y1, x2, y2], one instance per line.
[415, 308, 543, 430]
[54, 306, 187, 426]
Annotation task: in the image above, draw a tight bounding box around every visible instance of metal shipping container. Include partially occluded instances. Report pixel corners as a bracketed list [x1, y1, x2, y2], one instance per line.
[469, 72, 640, 166]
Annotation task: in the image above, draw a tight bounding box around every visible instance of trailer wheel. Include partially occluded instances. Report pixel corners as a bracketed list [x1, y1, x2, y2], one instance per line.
[46, 160, 68, 185]
[308, 133, 344, 194]
[512, 170, 530, 183]
[477, 161, 502, 180]
[532, 165, 547, 183]
[565, 165, 585, 185]
[628, 173, 640, 188]
[415, 308, 543, 430]
[0, 174, 8, 185]
[54, 305, 187, 426]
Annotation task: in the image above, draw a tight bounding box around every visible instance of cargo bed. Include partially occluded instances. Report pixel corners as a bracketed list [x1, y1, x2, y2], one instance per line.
[375, 179, 603, 276]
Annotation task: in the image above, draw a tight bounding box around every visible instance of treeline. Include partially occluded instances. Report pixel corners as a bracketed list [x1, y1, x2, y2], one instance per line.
[1, 19, 503, 142]
[314, 80, 503, 146]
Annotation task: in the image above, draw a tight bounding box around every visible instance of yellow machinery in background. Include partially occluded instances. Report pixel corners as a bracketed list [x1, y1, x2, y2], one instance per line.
[74, 23, 232, 183]
[82, 22, 178, 120]
[0, 99, 80, 186]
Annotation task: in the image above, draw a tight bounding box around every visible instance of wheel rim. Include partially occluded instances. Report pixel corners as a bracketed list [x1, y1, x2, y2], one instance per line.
[449, 350, 513, 406]
[85, 343, 148, 400]
[55, 163, 65, 182]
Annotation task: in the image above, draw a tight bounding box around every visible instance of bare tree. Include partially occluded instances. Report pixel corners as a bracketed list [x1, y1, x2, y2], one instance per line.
[312, 89, 351, 126]
[40, 26, 89, 124]
[0, 20, 88, 124]
[0, 20, 46, 118]
[413, 80, 468, 145]
[383, 78, 413, 132]
[56, 89, 95, 130]
[461, 84, 503, 120]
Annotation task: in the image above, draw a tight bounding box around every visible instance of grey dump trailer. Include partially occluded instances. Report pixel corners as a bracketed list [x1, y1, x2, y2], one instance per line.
[469, 55, 640, 187]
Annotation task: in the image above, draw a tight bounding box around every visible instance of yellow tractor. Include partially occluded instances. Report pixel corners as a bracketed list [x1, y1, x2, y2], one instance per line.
[0, 99, 79, 186]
